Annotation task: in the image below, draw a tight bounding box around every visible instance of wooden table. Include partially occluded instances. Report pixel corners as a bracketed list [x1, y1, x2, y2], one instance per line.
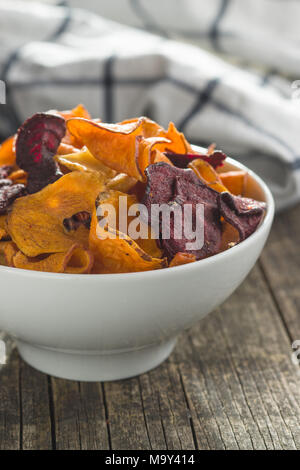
[0, 204, 300, 451]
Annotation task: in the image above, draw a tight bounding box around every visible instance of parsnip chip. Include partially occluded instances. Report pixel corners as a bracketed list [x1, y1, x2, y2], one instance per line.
[89, 209, 167, 274]
[13, 244, 93, 273]
[7, 171, 105, 257]
[57, 142, 81, 155]
[95, 189, 163, 259]
[55, 146, 116, 178]
[0, 136, 16, 166]
[107, 173, 137, 193]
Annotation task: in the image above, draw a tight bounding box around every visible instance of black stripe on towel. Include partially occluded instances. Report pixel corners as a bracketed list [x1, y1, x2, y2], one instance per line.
[103, 56, 115, 123]
[209, 0, 231, 52]
[178, 78, 220, 132]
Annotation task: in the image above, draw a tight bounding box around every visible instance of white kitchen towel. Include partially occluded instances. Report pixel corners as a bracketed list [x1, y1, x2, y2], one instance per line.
[1, 0, 300, 210]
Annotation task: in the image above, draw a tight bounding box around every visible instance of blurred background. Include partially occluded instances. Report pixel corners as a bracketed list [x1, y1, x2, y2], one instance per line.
[1, 0, 300, 209]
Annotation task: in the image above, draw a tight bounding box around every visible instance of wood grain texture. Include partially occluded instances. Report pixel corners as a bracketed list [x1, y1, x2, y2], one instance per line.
[20, 360, 52, 450]
[0, 348, 20, 450]
[51, 378, 110, 450]
[0, 206, 299, 450]
[260, 205, 300, 339]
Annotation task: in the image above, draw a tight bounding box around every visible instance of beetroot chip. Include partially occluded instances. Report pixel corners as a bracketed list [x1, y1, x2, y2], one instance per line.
[0, 183, 25, 214]
[218, 192, 266, 241]
[165, 150, 226, 169]
[143, 163, 222, 260]
[143, 163, 181, 210]
[16, 113, 66, 193]
[0, 179, 12, 189]
[26, 167, 63, 195]
[160, 197, 221, 261]
[0, 165, 14, 179]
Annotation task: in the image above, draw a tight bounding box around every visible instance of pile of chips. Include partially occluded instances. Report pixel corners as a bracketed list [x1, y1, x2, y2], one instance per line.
[0, 105, 266, 274]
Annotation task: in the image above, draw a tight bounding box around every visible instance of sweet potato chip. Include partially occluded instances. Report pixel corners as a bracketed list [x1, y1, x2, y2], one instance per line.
[7, 171, 106, 257]
[119, 116, 163, 138]
[0, 136, 16, 166]
[219, 170, 247, 196]
[219, 220, 240, 251]
[135, 135, 171, 179]
[13, 244, 93, 273]
[55, 146, 116, 178]
[120, 118, 192, 156]
[0, 241, 18, 266]
[67, 117, 147, 180]
[157, 122, 192, 154]
[0, 241, 6, 265]
[59, 104, 91, 122]
[64, 245, 94, 274]
[189, 159, 228, 193]
[89, 209, 167, 273]
[59, 104, 92, 148]
[152, 150, 173, 165]
[169, 252, 196, 267]
[0, 214, 9, 241]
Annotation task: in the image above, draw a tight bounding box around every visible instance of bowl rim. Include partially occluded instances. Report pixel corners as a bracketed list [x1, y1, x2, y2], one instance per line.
[0, 151, 275, 281]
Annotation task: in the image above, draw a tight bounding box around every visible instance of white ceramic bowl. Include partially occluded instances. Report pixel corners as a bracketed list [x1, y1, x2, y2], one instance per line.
[0, 152, 274, 381]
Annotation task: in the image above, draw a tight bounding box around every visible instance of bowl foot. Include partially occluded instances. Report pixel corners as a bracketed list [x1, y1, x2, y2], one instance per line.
[16, 338, 177, 382]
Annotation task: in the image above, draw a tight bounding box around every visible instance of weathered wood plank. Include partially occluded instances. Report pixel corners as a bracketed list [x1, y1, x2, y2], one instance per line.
[19, 360, 52, 450]
[0, 347, 20, 450]
[51, 378, 109, 450]
[260, 204, 300, 339]
[103, 378, 151, 450]
[174, 265, 300, 450]
[139, 360, 196, 450]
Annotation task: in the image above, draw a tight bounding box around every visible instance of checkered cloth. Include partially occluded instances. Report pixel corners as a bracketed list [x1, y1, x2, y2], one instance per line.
[1, 0, 300, 210]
